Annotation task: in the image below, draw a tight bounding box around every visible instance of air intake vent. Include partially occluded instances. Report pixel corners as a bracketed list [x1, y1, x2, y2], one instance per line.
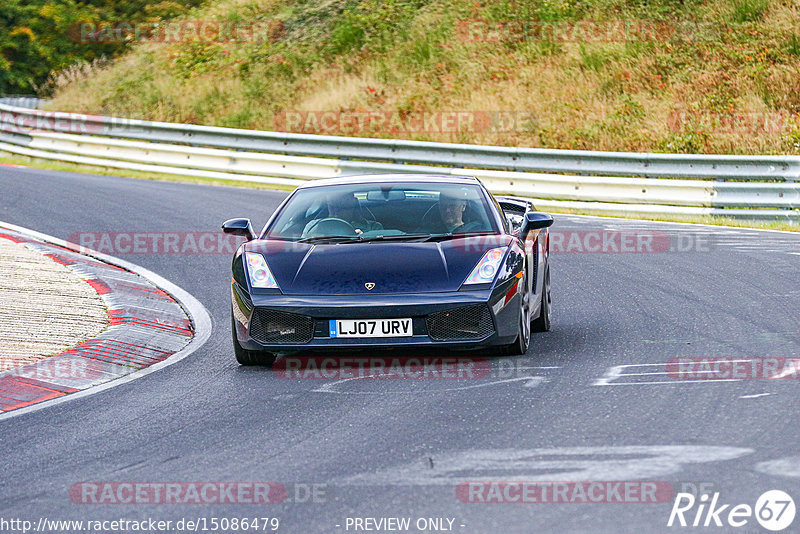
[426, 304, 494, 341]
[249, 309, 314, 344]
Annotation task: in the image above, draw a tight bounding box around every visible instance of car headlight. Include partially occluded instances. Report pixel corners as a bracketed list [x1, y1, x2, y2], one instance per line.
[463, 247, 507, 286]
[245, 252, 280, 289]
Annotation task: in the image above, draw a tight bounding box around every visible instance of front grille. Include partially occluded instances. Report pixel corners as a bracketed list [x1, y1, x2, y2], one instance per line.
[249, 309, 314, 344]
[426, 304, 495, 341]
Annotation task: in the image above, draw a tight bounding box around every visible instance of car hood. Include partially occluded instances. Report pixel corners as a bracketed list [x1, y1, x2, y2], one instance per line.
[246, 237, 512, 295]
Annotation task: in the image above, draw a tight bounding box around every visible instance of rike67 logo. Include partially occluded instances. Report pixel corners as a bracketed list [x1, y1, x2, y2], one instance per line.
[668, 490, 795, 531]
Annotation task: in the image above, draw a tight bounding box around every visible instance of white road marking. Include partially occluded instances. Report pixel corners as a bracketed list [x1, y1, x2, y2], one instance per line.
[593, 361, 754, 386]
[756, 457, 800, 478]
[739, 393, 774, 399]
[770, 359, 800, 379]
[337, 446, 754, 485]
[312, 374, 550, 394]
[521, 376, 546, 388]
[596, 379, 740, 386]
[593, 364, 624, 386]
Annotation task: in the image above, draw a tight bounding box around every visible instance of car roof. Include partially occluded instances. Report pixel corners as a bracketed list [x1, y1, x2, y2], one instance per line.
[295, 174, 481, 189]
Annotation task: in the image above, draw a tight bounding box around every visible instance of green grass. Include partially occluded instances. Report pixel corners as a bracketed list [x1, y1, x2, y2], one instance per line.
[730, 0, 769, 22]
[785, 33, 800, 57]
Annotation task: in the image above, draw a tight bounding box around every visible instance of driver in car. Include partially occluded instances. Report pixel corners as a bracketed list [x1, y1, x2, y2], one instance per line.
[305, 193, 382, 235]
[423, 190, 483, 234]
[439, 193, 468, 232]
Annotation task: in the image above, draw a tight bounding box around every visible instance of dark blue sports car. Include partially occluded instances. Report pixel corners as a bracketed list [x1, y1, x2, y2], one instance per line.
[223, 174, 553, 365]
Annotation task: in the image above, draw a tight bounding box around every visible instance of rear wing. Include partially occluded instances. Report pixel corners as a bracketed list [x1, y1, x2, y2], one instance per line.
[495, 196, 536, 214]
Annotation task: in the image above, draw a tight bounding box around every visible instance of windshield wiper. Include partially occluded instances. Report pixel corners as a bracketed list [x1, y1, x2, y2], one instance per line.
[297, 235, 362, 244]
[299, 232, 492, 244]
[299, 233, 433, 244]
[424, 231, 497, 242]
[357, 233, 432, 242]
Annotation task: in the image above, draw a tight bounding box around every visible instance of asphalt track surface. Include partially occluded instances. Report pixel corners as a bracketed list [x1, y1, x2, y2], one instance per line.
[1, 166, 799, 533]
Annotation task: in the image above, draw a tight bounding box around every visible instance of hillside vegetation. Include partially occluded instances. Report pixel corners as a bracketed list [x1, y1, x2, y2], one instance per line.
[47, 0, 800, 154]
[0, 0, 203, 93]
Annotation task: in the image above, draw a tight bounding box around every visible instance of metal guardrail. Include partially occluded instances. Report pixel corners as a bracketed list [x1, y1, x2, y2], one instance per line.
[0, 99, 798, 220]
[0, 97, 43, 110]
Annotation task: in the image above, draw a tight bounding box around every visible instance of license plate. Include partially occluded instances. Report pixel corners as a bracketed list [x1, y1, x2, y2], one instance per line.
[329, 318, 413, 338]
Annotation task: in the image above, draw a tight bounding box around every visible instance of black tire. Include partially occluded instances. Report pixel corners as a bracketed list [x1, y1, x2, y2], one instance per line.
[231, 312, 276, 366]
[496, 278, 531, 356]
[531, 263, 551, 333]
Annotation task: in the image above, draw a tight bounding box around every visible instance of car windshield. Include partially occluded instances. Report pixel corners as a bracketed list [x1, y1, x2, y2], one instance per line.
[265, 182, 499, 242]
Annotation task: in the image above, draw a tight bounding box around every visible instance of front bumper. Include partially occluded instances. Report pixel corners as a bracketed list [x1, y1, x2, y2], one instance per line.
[231, 280, 522, 353]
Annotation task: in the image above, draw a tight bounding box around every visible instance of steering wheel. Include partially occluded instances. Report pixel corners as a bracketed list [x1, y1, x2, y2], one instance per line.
[303, 217, 357, 237]
[420, 204, 445, 233]
[452, 220, 483, 233]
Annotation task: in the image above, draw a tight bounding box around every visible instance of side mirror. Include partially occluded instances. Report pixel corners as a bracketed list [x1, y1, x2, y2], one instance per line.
[520, 212, 553, 235]
[222, 218, 255, 241]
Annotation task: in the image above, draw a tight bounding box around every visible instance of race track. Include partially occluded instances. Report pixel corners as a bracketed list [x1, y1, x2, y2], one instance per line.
[1, 166, 799, 533]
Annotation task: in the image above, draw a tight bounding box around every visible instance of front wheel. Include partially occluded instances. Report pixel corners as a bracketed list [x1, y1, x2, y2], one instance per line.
[231, 312, 276, 366]
[496, 280, 531, 356]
